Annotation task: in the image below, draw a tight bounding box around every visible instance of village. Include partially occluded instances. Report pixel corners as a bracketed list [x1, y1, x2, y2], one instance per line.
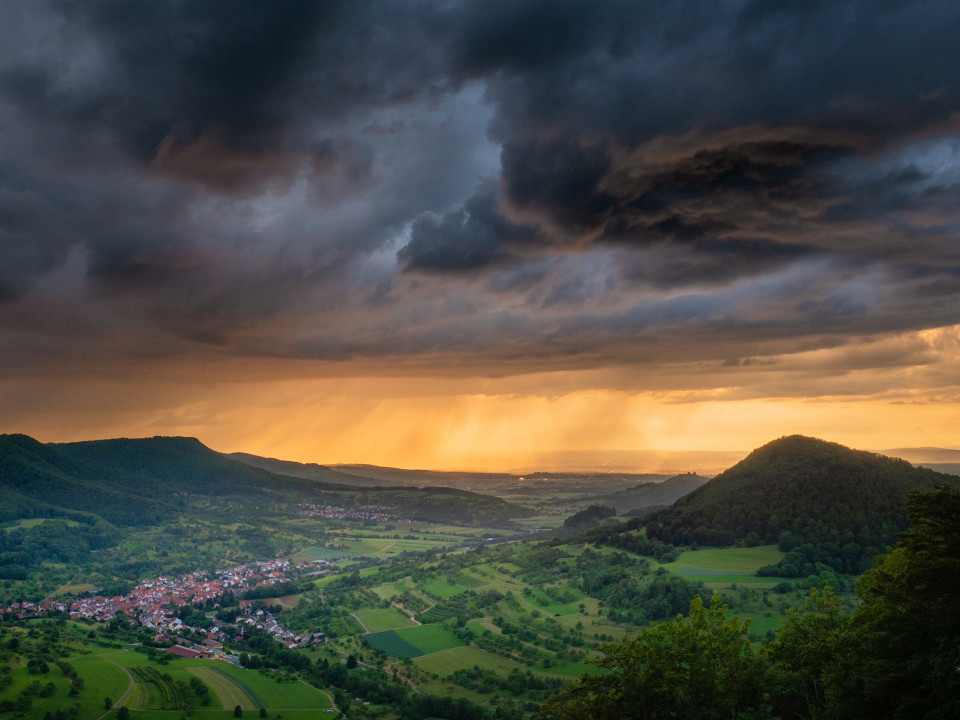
[4, 557, 333, 660]
[297, 502, 397, 522]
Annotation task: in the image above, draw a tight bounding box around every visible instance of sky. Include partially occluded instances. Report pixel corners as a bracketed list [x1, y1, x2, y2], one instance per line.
[1, 0, 959, 470]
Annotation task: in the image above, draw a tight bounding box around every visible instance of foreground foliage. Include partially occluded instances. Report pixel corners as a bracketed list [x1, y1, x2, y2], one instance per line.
[543, 484, 960, 720]
[541, 593, 767, 720]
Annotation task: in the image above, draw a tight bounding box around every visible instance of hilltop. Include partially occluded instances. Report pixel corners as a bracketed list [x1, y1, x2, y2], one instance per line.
[645, 435, 956, 574]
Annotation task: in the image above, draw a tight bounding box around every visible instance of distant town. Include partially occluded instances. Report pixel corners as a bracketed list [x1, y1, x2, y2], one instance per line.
[4, 558, 332, 659]
[297, 502, 398, 522]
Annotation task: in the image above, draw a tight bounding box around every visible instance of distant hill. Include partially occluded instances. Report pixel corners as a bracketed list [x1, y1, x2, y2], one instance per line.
[226, 452, 393, 487]
[331, 464, 516, 487]
[581, 473, 708, 514]
[0, 433, 535, 581]
[645, 435, 957, 575]
[0, 434, 171, 526]
[0, 434, 532, 529]
[882, 446, 960, 463]
[917, 463, 960, 477]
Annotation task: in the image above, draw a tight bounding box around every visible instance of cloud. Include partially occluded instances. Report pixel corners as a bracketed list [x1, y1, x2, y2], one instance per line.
[398, 182, 541, 271]
[0, 0, 958, 417]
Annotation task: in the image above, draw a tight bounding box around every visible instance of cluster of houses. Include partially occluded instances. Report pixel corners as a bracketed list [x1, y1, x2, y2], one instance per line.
[236, 602, 326, 648]
[4, 558, 332, 656]
[297, 502, 397, 522]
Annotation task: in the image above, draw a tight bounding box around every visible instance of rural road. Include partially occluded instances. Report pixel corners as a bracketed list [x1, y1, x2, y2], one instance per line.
[94, 653, 135, 720]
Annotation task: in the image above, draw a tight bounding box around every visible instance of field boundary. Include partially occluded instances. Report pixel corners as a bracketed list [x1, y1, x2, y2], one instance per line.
[205, 666, 267, 710]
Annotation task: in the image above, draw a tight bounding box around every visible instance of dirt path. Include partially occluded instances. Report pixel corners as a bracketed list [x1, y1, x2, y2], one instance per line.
[351, 613, 370, 634]
[300, 679, 339, 713]
[46, 581, 74, 599]
[391, 602, 423, 625]
[95, 653, 135, 719]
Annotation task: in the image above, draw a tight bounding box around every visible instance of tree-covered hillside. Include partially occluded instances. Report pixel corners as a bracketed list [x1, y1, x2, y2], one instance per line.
[645, 435, 956, 574]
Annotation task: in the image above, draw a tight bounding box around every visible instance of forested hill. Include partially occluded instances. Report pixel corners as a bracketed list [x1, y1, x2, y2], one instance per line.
[581, 473, 709, 514]
[54, 436, 362, 497]
[0, 434, 533, 529]
[645, 435, 957, 575]
[228, 452, 398, 487]
[52, 436, 533, 526]
[0, 433, 174, 525]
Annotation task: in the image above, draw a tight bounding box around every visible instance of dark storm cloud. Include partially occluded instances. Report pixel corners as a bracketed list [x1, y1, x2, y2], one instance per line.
[398, 182, 541, 271]
[0, 0, 959, 381]
[621, 237, 820, 288]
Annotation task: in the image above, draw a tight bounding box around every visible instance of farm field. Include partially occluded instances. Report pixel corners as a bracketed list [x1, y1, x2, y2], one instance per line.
[413, 645, 527, 677]
[212, 664, 333, 710]
[661, 545, 784, 574]
[365, 631, 424, 658]
[365, 623, 461, 658]
[394, 624, 461, 654]
[189, 666, 263, 710]
[70, 651, 332, 717]
[354, 607, 419, 632]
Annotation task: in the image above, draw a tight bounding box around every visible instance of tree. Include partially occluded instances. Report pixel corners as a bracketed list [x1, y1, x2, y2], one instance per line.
[104, 697, 112, 710]
[824, 484, 960, 720]
[346, 654, 358, 669]
[259, 708, 267, 719]
[234, 705, 243, 717]
[540, 593, 770, 720]
[763, 585, 847, 720]
[117, 708, 130, 720]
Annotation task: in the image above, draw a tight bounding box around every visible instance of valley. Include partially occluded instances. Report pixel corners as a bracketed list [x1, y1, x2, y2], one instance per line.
[1, 434, 958, 720]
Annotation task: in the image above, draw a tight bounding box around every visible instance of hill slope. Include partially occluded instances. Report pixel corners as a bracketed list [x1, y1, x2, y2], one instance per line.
[583, 473, 709, 514]
[229, 452, 396, 487]
[645, 435, 957, 575]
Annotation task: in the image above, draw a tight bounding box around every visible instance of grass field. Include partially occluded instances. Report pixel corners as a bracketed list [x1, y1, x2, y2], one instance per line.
[354, 607, 418, 632]
[418, 577, 469, 599]
[294, 545, 350, 561]
[663, 545, 784, 573]
[412, 645, 526, 677]
[264, 594, 302, 609]
[365, 630, 425, 658]
[199, 664, 333, 710]
[394, 624, 461, 654]
[189, 666, 263, 710]
[72, 653, 136, 717]
[54, 582, 99, 595]
[3, 517, 81, 532]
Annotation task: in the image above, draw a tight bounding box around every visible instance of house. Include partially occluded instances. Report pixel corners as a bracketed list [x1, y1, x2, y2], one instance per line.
[167, 645, 203, 659]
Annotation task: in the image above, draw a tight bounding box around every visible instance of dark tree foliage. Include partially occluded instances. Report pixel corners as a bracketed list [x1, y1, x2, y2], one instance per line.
[570, 517, 679, 562]
[645, 436, 954, 575]
[563, 504, 615, 527]
[541, 594, 769, 720]
[824, 484, 960, 720]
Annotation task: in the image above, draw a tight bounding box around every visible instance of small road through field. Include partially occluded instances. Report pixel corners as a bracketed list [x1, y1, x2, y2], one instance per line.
[351, 612, 370, 633]
[300, 679, 339, 712]
[391, 602, 423, 625]
[46, 580, 74, 599]
[94, 653, 135, 720]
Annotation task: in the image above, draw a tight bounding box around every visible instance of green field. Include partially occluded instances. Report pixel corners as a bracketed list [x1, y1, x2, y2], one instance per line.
[211, 664, 332, 709]
[418, 577, 472, 599]
[394, 624, 462, 654]
[365, 623, 462, 659]
[412, 644, 526, 677]
[365, 630, 425, 658]
[3, 517, 81, 533]
[662, 545, 784, 574]
[189, 666, 264, 710]
[294, 545, 350, 561]
[354, 607, 419, 632]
